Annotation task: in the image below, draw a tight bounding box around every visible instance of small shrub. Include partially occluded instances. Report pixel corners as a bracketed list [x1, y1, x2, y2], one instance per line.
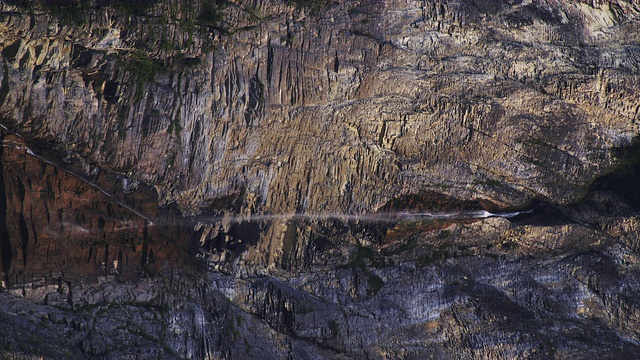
[96, 0, 158, 16]
[286, 0, 331, 13]
[168, 118, 182, 136]
[126, 52, 164, 82]
[181, 57, 202, 68]
[364, 269, 384, 296]
[198, 0, 227, 24]
[7, 0, 159, 23]
[120, 52, 166, 102]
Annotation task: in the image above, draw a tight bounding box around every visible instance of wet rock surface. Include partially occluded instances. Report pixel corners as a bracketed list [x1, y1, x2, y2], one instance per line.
[1, 0, 640, 359]
[0, 132, 192, 288]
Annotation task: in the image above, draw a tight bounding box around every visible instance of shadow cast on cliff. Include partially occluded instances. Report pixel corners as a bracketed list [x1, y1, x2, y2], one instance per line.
[591, 134, 640, 211]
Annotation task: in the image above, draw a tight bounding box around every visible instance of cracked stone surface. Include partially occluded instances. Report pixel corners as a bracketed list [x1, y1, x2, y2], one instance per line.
[1, 0, 640, 358]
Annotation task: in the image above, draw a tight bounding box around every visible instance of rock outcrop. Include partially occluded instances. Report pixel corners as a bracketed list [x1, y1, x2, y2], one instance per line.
[0, 133, 190, 287]
[2, 0, 640, 270]
[1, 0, 640, 359]
[1, 0, 639, 213]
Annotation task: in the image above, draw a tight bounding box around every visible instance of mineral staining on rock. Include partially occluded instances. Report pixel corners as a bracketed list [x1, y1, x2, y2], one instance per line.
[2, 0, 639, 214]
[1, 0, 640, 359]
[0, 132, 190, 286]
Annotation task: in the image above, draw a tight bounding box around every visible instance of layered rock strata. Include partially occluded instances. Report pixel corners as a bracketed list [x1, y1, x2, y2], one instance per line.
[1, 0, 640, 359]
[1, 0, 639, 214]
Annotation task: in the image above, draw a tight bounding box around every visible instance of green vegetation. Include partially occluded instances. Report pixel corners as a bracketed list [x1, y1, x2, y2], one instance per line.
[6, 0, 158, 24]
[167, 118, 182, 136]
[181, 56, 203, 68]
[38, 1, 88, 25]
[0, 63, 10, 107]
[383, 237, 419, 256]
[384, 218, 455, 244]
[97, 0, 158, 16]
[116, 107, 128, 138]
[350, 30, 379, 41]
[224, 316, 240, 340]
[394, 218, 433, 233]
[287, 0, 331, 13]
[120, 52, 166, 103]
[416, 249, 450, 267]
[198, 0, 228, 24]
[499, 240, 518, 251]
[347, 245, 384, 297]
[473, 178, 504, 187]
[348, 245, 379, 268]
[383, 191, 484, 216]
[364, 269, 384, 296]
[125, 52, 164, 83]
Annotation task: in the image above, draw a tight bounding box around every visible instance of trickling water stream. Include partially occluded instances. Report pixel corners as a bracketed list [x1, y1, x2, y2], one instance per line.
[187, 208, 537, 226]
[0, 123, 587, 289]
[0, 128, 190, 287]
[1, 122, 542, 230]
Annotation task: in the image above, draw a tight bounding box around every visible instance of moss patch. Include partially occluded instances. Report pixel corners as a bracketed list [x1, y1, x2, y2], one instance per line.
[119, 52, 166, 103]
[287, 0, 331, 13]
[347, 245, 384, 297]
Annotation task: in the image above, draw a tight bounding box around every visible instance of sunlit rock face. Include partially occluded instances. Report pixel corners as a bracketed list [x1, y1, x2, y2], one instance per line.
[1, 0, 640, 359]
[1, 0, 639, 214]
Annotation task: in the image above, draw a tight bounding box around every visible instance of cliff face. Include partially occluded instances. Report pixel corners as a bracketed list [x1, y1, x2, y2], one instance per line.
[0, 132, 191, 287]
[2, 0, 639, 213]
[3, 0, 640, 271]
[1, 0, 640, 359]
[4, 185, 640, 359]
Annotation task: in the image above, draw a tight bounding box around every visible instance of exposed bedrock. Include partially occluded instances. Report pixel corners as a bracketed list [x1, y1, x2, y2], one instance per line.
[1, 2, 640, 358]
[1, 0, 639, 215]
[2, 0, 640, 272]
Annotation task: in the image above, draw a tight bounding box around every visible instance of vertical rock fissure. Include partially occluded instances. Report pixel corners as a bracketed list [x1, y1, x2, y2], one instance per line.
[0, 62, 10, 107]
[0, 133, 12, 274]
[18, 214, 28, 268]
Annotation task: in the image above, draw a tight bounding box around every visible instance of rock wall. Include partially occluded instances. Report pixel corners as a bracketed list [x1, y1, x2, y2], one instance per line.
[4, 207, 640, 359]
[1, 0, 639, 217]
[0, 132, 190, 287]
[2, 1, 640, 358]
[2, 0, 640, 271]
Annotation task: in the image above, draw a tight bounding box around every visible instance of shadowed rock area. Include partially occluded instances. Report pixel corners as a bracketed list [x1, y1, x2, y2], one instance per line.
[0, 132, 192, 286]
[1, 0, 640, 358]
